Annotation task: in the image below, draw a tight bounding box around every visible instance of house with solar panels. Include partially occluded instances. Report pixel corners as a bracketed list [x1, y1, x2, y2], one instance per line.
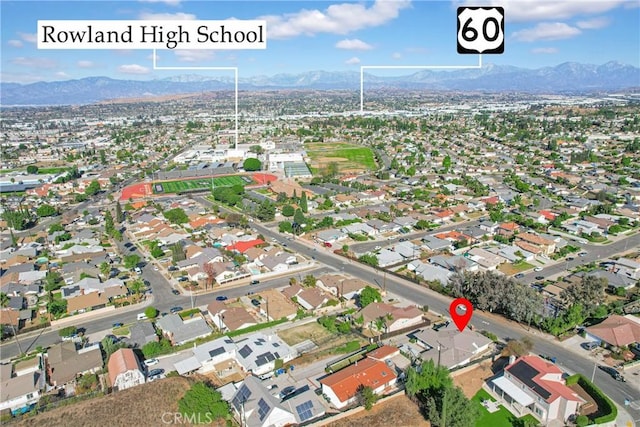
[230, 375, 325, 427]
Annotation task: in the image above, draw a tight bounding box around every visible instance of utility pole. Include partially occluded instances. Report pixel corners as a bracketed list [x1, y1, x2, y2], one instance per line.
[591, 360, 597, 383]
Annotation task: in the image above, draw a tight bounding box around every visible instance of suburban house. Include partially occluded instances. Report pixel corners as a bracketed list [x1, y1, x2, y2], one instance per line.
[108, 348, 146, 391]
[208, 301, 258, 332]
[45, 342, 102, 388]
[490, 355, 585, 424]
[515, 233, 556, 256]
[585, 314, 640, 348]
[320, 356, 397, 409]
[155, 313, 212, 346]
[125, 321, 159, 348]
[0, 365, 44, 415]
[316, 274, 368, 300]
[282, 285, 330, 310]
[230, 375, 325, 427]
[359, 302, 425, 333]
[413, 322, 492, 369]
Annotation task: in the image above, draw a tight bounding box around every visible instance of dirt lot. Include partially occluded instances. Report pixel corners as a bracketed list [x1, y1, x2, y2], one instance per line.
[278, 322, 332, 346]
[16, 376, 225, 427]
[327, 394, 429, 427]
[452, 360, 496, 399]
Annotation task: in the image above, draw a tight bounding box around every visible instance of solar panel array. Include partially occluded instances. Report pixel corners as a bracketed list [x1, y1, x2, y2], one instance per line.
[239, 344, 253, 358]
[255, 351, 276, 367]
[257, 398, 270, 421]
[295, 400, 314, 422]
[232, 384, 252, 411]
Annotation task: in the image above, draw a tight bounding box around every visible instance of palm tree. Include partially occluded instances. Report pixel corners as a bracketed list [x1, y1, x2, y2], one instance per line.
[0, 292, 9, 308]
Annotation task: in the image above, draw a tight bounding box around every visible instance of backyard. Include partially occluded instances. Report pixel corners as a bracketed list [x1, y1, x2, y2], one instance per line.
[277, 321, 332, 346]
[305, 142, 377, 173]
[472, 389, 539, 427]
[498, 261, 535, 275]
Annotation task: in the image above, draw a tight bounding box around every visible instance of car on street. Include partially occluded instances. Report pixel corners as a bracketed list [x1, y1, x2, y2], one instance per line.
[566, 257, 575, 261]
[170, 306, 183, 313]
[112, 322, 123, 328]
[579, 252, 587, 257]
[534, 267, 543, 272]
[535, 276, 544, 280]
[148, 368, 165, 377]
[399, 238, 408, 242]
[144, 358, 159, 367]
[216, 295, 228, 301]
[251, 299, 261, 307]
[279, 386, 296, 399]
[153, 266, 158, 271]
[171, 289, 180, 295]
[250, 280, 260, 285]
[598, 366, 625, 381]
[168, 266, 178, 271]
[514, 273, 525, 279]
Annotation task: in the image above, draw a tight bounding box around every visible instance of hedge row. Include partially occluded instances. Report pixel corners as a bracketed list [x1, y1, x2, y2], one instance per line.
[570, 374, 617, 424]
[225, 317, 288, 338]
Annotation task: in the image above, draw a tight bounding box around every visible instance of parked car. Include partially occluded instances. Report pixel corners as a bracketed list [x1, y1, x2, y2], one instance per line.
[579, 252, 587, 257]
[148, 368, 165, 377]
[216, 295, 228, 301]
[515, 273, 525, 279]
[177, 276, 188, 282]
[582, 342, 599, 351]
[168, 266, 178, 271]
[171, 289, 180, 295]
[399, 238, 408, 242]
[112, 322, 123, 328]
[599, 366, 625, 381]
[251, 299, 261, 307]
[266, 384, 278, 390]
[170, 306, 183, 314]
[534, 267, 543, 272]
[535, 275, 544, 280]
[279, 386, 296, 399]
[144, 358, 159, 367]
[250, 280, 260, 285]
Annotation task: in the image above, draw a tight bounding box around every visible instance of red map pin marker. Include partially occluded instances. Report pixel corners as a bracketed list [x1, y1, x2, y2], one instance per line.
[450, 298, 473, 332]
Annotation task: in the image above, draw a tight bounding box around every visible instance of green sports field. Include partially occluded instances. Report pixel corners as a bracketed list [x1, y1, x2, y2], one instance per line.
[153, 175, 253, 194]
[305, 142, 377, 173]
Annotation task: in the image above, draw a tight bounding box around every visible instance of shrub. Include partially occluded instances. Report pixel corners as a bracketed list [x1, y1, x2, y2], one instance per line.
[576, 415, 589, 427]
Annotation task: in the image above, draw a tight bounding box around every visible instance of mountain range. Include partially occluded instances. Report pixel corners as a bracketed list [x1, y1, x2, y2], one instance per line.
[1, 61, 638, 106]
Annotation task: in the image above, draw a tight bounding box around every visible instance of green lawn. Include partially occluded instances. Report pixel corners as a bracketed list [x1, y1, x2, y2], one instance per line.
[472, 389, 539, 427]
[154, 175, 252, 194]
[305, 142, 377, 171]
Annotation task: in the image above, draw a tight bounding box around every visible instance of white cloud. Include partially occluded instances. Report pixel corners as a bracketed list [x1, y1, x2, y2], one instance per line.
[576, 17, 611, 29]
[54, 71, 70, 78]
[459, 0, 625, 22]
[512, 22, 581, 42]
[77, 60, 95, 68]
[392, 52, 403, 59]
[138, 0, 181, 6]
[531, 47, 558, 54]
[0, 72, 45, 83]
[335, 38, 373, 50]
[8, 40, 23, 48]
[18, 32, 37, 43]
[147, 52, 160, 61]
[261, 0, 411, 39]
[11, 57, 57, 68]
[345, 56, 361, 65]
[117, 64, 150, 74]
[139, 12, 196, 20]
[173, 49, 215, 62]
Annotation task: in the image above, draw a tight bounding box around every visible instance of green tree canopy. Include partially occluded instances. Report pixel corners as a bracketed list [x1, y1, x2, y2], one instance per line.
[145, 306, 159, 319]
[85, 180, 101, 196]
[36, 204, 57, 217]
[359, 286, 382, 307]
[178, 382, 230, 422]
[243, 157, 262, 171]
[26, 165, 39, 174]
[164, 207, 189, 224]
[281, 204, 295, 217]
[124, 254, 140, 270]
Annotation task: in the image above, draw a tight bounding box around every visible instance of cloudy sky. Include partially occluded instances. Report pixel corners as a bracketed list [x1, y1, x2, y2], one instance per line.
[1, 0, 638, 83]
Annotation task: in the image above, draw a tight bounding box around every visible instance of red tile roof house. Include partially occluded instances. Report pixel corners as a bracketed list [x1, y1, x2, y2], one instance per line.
[585, 314, 640, 348]
[320, 357, 397, 409]
[490, 355, 585, 424]
[108, 348, 146, 392]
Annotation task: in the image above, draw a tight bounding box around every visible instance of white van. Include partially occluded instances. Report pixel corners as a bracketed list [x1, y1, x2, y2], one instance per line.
[137, 313, 148, 320]
[134, 267, 142, 274]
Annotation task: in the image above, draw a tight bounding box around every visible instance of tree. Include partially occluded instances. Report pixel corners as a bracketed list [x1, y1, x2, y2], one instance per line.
[425, 385, 479, 427]
[85, 180, 101, 196]
[358, 253, 378, 267]
[300, 191, 308, 213]
[278, 221, 293, 233]
[48, 299, 67, 317]
[26, 165, 39, 174]
[164, 207, 189, 224]
[442, 155, 452, 171]
[145, 306, 159, 319]
[302, 275, 317, 287]
[356, 385, 378, 410]
[293, 209, 305, 227]
[560, 275, 606, 316]
[101, 336, 125, 364]
[178, 382, 230, 422]
[203, 262, 217, 290]
[129, 280, 144, 295]
[104, 210, 114, 234]
[256, 200, 275, 221]
[36, 204, 57, 217]
[99, 262, 111, 278]
[281, 204, 294, 217]
[49, 223, 64, 234]
[406, 360, 453, 399]
[243, 157, 262, 171]
[115, 201, 124, 223]
[0, 293, 9, 308]
[59, 326, 77, 337]
[124, 254, 140, 270]
[359, 286, 382, 307]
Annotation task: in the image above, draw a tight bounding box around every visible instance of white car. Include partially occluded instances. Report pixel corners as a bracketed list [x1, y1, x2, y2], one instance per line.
[534, 267, 543, 272]
[144, 358, 159, 367]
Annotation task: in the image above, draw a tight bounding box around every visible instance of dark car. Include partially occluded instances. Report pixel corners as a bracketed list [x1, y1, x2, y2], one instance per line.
[535, 275, 544, 280]
[251, 299, 261, 307]
[148, 368, 165, 377]
[216, 295, 228, 301]
[398, 237, 408, 242]
[112, 322, 123, 328]
[168, 266, 178, 271]
[172, 289, 180, 295]
[599, 366, 625, 381]
[250, 280, 260, 285]
[279, 386, 296, 399]
[170, 306, 183, 314]
[177, 276, 188, 282]
[515, 273, 525, 279]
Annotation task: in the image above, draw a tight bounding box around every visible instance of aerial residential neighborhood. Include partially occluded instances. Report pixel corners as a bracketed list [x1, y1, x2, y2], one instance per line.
[1, 1, 639, 426]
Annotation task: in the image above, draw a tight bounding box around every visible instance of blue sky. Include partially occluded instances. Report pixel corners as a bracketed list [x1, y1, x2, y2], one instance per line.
[1, 0, 639, 83]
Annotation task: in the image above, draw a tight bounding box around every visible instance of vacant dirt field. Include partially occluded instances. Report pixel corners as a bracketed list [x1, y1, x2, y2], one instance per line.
[16, 376, 225, 427]
[453, 360, 495, 399]
[278, 321, 332, 346]
[326, 394, 429, 427]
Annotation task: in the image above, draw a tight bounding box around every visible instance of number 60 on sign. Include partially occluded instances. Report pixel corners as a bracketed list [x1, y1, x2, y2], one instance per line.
[457, 7, 504, 54]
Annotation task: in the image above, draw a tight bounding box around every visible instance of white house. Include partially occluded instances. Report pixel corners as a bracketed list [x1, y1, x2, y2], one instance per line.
[0, 370, 43, 414]
[108, 348, 145, 391]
